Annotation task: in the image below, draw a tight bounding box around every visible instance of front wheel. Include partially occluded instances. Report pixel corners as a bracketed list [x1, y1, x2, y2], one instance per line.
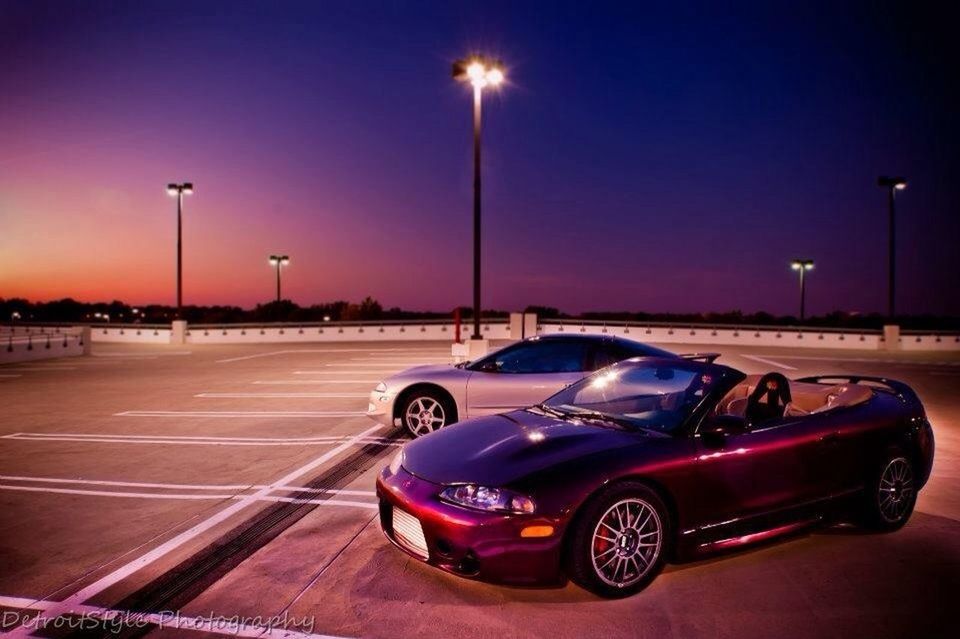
[860, 451, 917, 531]
[400, 392, 454, 438]
[566, 482, 671, 598]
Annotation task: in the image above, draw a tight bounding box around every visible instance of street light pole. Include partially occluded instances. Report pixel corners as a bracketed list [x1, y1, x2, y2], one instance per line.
[790, 259, 815, 321]
[269, 255, 290, 303]
[472, 84, 482, 341]
[877, 176, 907, 319]
[453, 56, 505, 341]
[166, 182, 194, 319]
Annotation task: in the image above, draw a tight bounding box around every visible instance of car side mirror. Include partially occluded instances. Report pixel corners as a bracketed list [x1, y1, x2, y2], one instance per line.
[478, 360, 501, 373]
[700, 415, 748, 446]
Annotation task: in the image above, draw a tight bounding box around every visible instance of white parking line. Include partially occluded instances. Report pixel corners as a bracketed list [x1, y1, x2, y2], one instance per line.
[2, 424, 383, 638]
[0, 374, 22, 378]
[2, 366, 78, 371]
[323, 363, 411, 368]
[0, 475, 257, 491]
[293, 371, 392, 375]
[0, 474, 378, 496]
[114, 410, 365, 418]
[0, 484, 380, 509]
[4, 432, 394, 443]
[216, 348, 447, 363]
[254, 380, 379, 385]
[739, 354, 798, 370]
[0, 594, 353, 639]
[1, 432, 399, 447]
[350, 357, 449, 361]
[0, 484, 238, 500]
[93, 351, 192, 357]
[194, 392, 368, 398]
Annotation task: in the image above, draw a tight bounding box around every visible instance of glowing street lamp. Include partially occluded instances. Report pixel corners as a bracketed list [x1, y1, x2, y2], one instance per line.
[269, 254, 290, 302]
[877, 176, 907, 318]
[166, 182, 194, 319]
[790, 259, 815, 321]
[453, 55, 505, 341]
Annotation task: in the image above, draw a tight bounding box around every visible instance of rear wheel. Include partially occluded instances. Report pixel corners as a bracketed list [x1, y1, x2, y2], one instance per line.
[400, 391, 455, 438]
[860, 450, 916, 531]
[566, 482, 670, 598]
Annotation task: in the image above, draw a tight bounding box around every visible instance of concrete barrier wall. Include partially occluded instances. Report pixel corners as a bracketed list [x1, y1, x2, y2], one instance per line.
[900, 332, 960, 352]
[184, 322, 511, 344]
[538, 322, 884, 350]
[538, 322, 960, 351]
[9, 319, 958, 352]
[0, 327, 88, 364]
[92, 326, 172, 344]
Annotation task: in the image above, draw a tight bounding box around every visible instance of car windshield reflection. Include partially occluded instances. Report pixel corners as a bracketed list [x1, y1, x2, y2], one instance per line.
[542, 360, 721, 434]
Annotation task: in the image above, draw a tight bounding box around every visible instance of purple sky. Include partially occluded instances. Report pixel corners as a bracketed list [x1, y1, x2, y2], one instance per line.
[1, 1, 957, 315]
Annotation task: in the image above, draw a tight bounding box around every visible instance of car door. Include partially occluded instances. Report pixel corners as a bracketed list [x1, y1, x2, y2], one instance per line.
[465, 340, 590, 417]
[690, 415, 844, 531]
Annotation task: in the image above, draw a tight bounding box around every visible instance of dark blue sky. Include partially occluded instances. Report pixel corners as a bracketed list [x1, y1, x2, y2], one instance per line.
[2, 0, 957, 315]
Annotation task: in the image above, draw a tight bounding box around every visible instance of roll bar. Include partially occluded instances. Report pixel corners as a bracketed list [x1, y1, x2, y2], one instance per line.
[679, 352, 721, 364]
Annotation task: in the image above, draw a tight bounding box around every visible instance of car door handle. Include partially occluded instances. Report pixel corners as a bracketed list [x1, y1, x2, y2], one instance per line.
[819, 432, 841, 444]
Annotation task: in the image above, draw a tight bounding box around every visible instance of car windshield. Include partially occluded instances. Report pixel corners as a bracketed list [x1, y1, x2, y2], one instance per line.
[542, 360, 722, 434]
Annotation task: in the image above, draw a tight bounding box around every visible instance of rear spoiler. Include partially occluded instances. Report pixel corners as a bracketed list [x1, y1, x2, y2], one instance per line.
[680, 352, 721, 364]
[795, 375, 921, 408]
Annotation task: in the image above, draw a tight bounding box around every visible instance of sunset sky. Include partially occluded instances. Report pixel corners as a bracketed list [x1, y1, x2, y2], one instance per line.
[1, 1, 957, 315]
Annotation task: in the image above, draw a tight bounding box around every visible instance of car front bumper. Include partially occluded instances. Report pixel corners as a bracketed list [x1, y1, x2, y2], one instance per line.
[367, 389, 397, 427]
[375, 466, 565, 586]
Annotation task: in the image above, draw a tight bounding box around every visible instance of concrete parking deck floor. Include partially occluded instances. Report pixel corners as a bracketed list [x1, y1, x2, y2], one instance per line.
[0, 342, 957, 638]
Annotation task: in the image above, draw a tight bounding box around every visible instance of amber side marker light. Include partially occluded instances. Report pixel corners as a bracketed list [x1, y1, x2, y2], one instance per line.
[520, 525, 554, 538]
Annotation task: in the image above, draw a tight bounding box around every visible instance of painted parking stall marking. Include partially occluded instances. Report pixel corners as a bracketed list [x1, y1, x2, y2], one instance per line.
[114, 410, 365, 418]
[215, 348, 449, 364]
[194, 392, 369, 398]
[253, 380, 381, 385]
[2, 432, 401, 447]
[739, 354, 798, 370]
[2, 424, 386, 638]
[0, 474, 379, 508]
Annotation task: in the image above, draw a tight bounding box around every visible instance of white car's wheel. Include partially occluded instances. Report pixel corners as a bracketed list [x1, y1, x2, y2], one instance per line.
[401, 392, 453, 437]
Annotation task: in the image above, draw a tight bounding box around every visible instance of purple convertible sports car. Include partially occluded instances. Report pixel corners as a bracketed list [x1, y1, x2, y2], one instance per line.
[376, 356, 934, 597]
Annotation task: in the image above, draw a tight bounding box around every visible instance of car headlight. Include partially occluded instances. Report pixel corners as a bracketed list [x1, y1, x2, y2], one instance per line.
[374, 382, 388, 393]
[388, 449, 404, 475]
[439, 484, 535, 514]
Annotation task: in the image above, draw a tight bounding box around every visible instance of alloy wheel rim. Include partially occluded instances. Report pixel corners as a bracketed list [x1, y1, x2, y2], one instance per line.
[878, 457, 914, 523]
[591, 498, 661, 588]
[405, 397, 445, 436]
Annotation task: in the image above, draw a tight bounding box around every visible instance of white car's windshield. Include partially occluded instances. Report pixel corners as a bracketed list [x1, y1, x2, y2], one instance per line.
[543, 360, 722, 434]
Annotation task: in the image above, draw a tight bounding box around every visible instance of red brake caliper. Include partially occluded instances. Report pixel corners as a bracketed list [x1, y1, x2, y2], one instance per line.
[594, 515, 612, 556]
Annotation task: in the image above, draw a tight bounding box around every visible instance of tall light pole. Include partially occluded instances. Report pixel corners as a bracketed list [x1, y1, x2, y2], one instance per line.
[269, 255, 290, 302]
[790, 259, 815, 321]
[877, 176, 907, 319]
[166, 182, 194, 319]
[453, 56, 505, 341]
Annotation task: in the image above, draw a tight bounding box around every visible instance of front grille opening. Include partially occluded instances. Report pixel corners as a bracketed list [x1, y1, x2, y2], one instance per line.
[392, 506, 429, 560]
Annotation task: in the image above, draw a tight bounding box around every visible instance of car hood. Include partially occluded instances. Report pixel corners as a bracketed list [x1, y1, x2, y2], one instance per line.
[384, 363, 466, 384]
[400, 410, 643, 486]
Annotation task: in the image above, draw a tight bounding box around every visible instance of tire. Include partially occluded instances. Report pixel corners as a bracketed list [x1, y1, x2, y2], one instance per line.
[399, 390, 456, 438]
[565, 482, 671, 598]
[859, 449, 917, 531]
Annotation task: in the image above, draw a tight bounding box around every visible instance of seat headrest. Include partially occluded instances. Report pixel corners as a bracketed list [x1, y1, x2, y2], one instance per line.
[812, 384, 873, 413]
